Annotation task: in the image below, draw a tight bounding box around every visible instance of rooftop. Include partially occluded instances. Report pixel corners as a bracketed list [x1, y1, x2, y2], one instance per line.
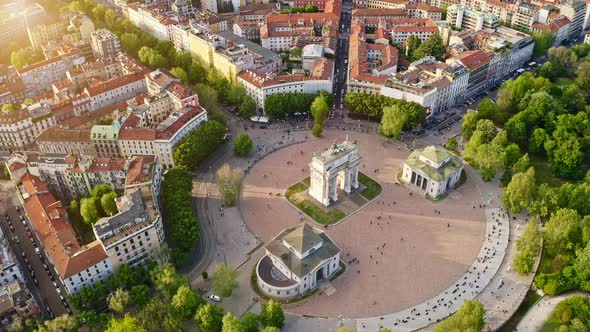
[265, 223, 340, 278]
[405, 145, 463, 181]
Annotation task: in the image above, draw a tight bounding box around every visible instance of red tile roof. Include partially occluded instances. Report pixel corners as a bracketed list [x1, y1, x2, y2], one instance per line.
[156, 106, 206, 140]
[452, 50, 493, 71]
[21, 173, 108, 280]
[85, 73, 144, 97]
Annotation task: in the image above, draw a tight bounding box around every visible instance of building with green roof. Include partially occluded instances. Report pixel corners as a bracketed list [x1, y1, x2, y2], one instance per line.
[256, 223, 341, 300]
[401, 145, 464, 199]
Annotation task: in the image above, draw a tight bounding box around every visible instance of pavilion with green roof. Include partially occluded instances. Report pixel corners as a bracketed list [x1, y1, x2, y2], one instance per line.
[400, 145, 464, 199]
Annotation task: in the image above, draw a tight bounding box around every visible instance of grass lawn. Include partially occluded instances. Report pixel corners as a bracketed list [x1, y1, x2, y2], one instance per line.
[285, 178, 346, 224]
[498, 290, 542, 332]
[358, 172, 382, 200]
[529, 154, 567, 187]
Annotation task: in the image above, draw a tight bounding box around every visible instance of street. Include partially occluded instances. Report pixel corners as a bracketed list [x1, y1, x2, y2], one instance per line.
[0, 181, 70, 320]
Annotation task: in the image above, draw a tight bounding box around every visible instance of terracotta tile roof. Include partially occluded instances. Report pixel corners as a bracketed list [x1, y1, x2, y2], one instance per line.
[165, 82, 195, 101]
[404, 3, 442, 12]
[352, 8, 407, 17]
[36, 127, 91, 142]
[85, 73, 144, 96]
[118, 127, 157, 141]
[61, 101, 127, 129]
[21, 173, 108, 279]
[452, 50, 493, 71]
[18, 55, 67, 75]
[156, 106, 206, 140]
[532, 16, 571, 32]
[125, 155, 155, 185]
[238, 59, 333, 89]
[0, 108, 29, 125]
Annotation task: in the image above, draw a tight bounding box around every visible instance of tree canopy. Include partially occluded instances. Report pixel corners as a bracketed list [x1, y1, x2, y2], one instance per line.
[433, 300, 484, 332]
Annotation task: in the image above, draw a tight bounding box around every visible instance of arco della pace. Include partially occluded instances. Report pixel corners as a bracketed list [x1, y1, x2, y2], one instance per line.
[308, 139, 361, 206]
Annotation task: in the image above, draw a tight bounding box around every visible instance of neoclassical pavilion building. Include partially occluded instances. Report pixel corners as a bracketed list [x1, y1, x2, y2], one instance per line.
[401, 145, 464, 199]
[256, 223, 341, 300]
[308, 140, 361, 206]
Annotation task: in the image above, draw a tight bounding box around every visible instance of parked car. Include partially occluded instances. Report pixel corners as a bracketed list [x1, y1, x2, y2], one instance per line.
[209, 294, 221, 302]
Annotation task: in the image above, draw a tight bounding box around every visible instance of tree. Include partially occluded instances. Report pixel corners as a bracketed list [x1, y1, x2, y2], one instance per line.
[476, 98, 498, 122]
[106, 315, 146, 332]
[513, 219, 542, 275]
[233, 133, 253, 157]
[380, 105, 407, 138]
[461, 110, 478, 140]
[136, 297, 184, 332]
[10, 49, 42, 69]
[44, 314, 78, 332]
[548, 46, 578, 76]
[216, 164, 243, 206]
[194, 83, 222, 114]
[405, 35, 421, 60]
[544, 209, 581, 256]
[530, 128, 549, 154]
[310, 95, 329, 137]
[532, 31, 553, 57]
[513, 153, 530, 174]
[312, 123, 322, 137]
[174, 51, 193, 70]
[259, 299, 285, 329]
[170, 67, 189, 84]
[173, 120, 226, 170]
[475, 143, 504, 181]
[222, 313, 244, 332]
[413, 32, 445, 61]
[171, 285, 204, 320]
[80, 197, 100, 224]
[446, 137, 458, 150]
[187, 62, 207, 84]
[101, 192, 118, 216]
[502, 167, 536, 213]
[107, 289, 129, 314]
[503, 143, 521, 168]
[150, 263, 189, 299]
[529, 183, 560, 220]
[574, 242, 590, 291]
[212, 263, 239, 297]
[227, 85, 247, 106]
[433, 300, 484, 332]
[195, 304, 224, 332]
[576, 62, 590, 91]
[240, 313, 259, 332]
[129, 284, 151, 308]
[208, 68, 230, 101]
[7, 317, 23, 332]
[260, 328, 280, 332]
[239, 97, 256, 118]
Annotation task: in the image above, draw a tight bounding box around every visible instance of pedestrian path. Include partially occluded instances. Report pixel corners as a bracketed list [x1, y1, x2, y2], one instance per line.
[357, 207, 509, 331]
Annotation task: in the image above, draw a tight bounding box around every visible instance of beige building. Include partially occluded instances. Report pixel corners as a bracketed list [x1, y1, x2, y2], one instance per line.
[257, 223, 341, 300]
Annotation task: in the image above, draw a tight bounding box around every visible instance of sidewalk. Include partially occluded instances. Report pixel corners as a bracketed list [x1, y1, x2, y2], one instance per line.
[515, 292, 588, 332]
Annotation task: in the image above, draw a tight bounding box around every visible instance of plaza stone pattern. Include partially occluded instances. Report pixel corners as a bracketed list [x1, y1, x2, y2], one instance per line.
[357, 207, 509, 331]
[309, 140, 361, 206]
[401, 145, 463, 199]
[257, 223, 341, 300]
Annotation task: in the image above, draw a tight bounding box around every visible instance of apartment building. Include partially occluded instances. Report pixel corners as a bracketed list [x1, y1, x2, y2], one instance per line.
[0, 229, 25, 288]
[27, 16, 67, 50]
[7, 153, 167, 295]
[558, 0, 587, 38]
[84, 73, 147, 111]
[447, 5, 500, 31]
[261, 12, 339, 52]
[0, 104, 57, 153]
[532, 12, 572, 46]
[94, 187, 165, 270]
[36, 128, 95, 156]
[127, 3, 177, 41]
[28, 12, 95, 50]
[238, 58, 334, 112]
[17, 172, 113, 294]
[0, 281, 41, 326]
[17, 50, 86, 97]
[189, 30, 281, 83]
[145, 69, 200, 109]
[91, 29, 122, 60]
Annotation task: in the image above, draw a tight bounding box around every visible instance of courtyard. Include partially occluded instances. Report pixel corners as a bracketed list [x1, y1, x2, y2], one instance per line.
[240, 130, 486, 318]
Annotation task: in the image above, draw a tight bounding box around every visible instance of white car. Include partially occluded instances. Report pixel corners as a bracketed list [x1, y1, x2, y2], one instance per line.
[209, 294, 221, 302]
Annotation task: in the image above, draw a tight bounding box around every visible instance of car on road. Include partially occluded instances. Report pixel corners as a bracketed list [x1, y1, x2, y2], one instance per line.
[33, 277, 38, 285]
[46, 306, 54, 318]
[209, 294, 221, 302]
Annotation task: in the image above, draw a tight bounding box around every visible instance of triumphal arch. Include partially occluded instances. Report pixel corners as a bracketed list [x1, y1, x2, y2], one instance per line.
[308, 139, 361, 206]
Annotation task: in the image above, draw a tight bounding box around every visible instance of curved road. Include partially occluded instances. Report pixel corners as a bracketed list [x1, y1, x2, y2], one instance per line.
[515, 292, 588, 332]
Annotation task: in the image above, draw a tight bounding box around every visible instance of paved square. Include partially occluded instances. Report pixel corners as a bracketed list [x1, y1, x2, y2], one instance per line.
[240, 130, 485, 318]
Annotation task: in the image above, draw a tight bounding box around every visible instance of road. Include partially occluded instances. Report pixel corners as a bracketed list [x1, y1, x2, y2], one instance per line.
[0, 181, 70, 319]
[330, 0, 353, 122]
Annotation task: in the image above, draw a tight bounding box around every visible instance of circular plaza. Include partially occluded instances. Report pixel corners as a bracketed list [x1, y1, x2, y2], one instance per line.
[240, 129, 486, 318]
